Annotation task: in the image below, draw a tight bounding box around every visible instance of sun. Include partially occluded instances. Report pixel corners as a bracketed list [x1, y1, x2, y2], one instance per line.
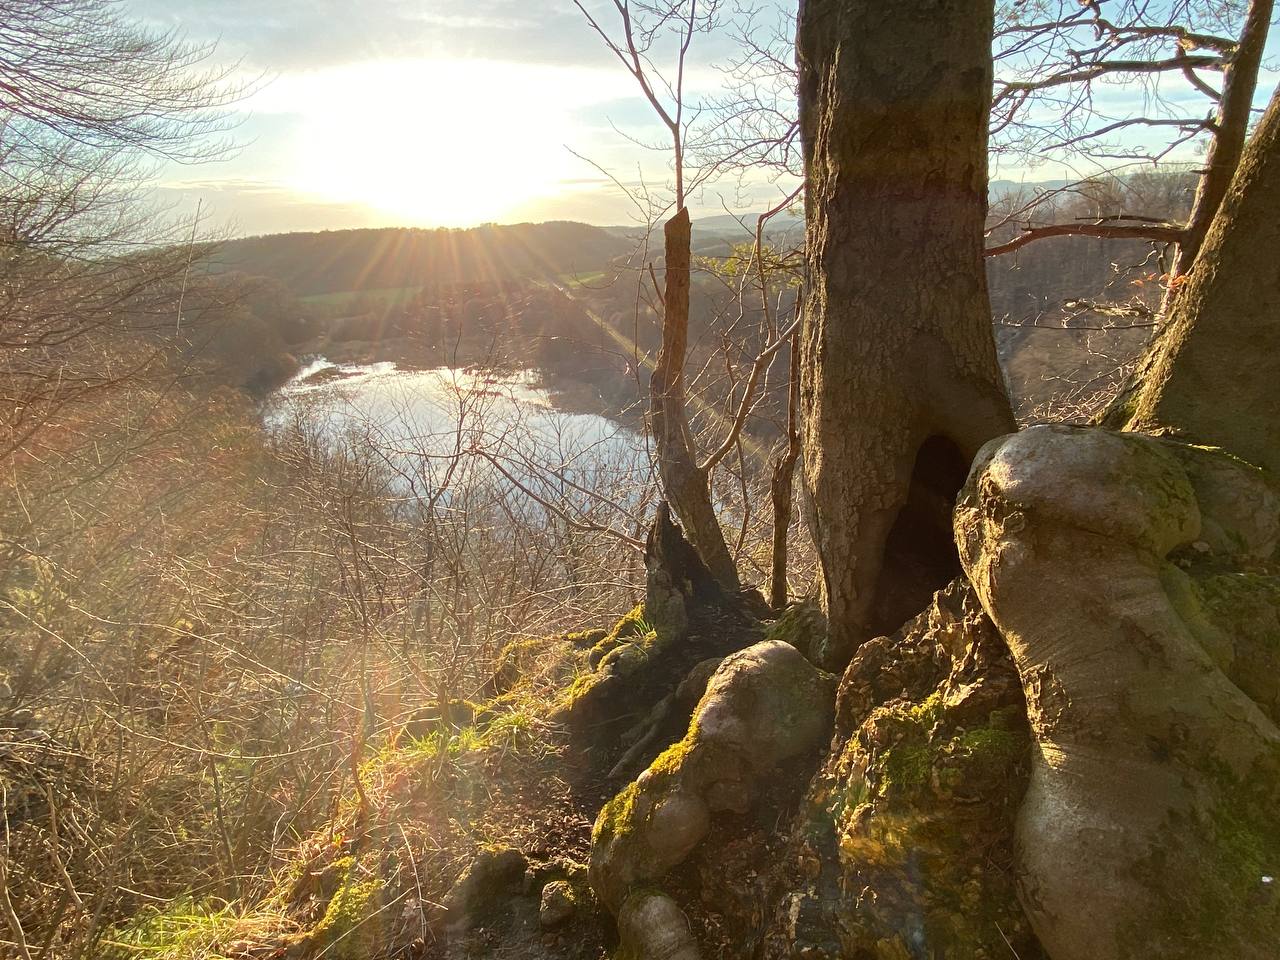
[291, 60, 578, 226]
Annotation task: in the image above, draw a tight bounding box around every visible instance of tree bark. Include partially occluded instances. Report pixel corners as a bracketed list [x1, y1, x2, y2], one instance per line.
[796, 0, 1015, 667]
[957, 426, 1280, 960]
[768, 331, 801, 611]
[650, 208, 741, 590]
[1169, 0, 1274, 281]
[1113, 84, 1280, 474]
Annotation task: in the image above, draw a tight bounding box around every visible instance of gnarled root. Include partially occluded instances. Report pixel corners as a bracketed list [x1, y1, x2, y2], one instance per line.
[956, 425, 1280, 960]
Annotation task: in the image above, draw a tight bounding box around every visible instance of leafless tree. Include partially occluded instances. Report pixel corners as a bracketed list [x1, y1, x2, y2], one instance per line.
[988, 0, 1274, 286]
[575, 0, 746, 589]
[575, 1, 814, 600]
[0, 0, 250, 462]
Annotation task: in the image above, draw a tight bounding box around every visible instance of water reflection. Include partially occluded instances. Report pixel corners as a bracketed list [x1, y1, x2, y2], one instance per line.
[266, 359, 650, 507]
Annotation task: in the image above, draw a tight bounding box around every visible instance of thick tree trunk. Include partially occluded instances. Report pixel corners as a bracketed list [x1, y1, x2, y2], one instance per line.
[1114, 85, 1280, 474]
[957, 426, 1280, 960]
[650, 208, 741, 590]
[796, 0, 1015, 667]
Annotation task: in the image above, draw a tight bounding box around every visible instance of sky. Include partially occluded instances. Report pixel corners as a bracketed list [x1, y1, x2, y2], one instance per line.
[124, 1, 1279, 238]
[127, 0, 800, 236]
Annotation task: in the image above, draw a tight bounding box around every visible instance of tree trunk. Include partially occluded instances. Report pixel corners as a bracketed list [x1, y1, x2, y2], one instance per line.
[1169, 0, 1274, 282]
[768, 331, 801, 611]
[957, 426, 1280, 960]
[796, 0, 1015, 667]
[1114, 84, 1280, 474]
[650, 208, 741, 590]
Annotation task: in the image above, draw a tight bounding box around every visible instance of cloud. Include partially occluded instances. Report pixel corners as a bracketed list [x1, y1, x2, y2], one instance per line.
[124, 0, 800, 234]
[124, 0, 620, 71]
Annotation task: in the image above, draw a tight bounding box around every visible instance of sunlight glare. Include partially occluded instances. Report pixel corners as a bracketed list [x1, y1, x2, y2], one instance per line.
[291, 60, 587, 226]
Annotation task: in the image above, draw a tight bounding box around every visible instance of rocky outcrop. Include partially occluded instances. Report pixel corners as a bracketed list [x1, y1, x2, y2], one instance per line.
[431, 849, 601, 960]
[956, 424, 1280, 960]
[759, 579, 1042, 959]
[590, 640, 836, 958]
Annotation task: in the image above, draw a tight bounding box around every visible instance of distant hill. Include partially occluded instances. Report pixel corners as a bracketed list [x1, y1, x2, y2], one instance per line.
[201, 221, 635, 298]
[602, 211, 805, 259]
[600, 183, 1076, 245]
[989, 178, 1074, 198]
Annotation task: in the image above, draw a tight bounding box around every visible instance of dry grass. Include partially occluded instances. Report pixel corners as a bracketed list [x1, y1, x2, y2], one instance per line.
[0, 368, 630, 959]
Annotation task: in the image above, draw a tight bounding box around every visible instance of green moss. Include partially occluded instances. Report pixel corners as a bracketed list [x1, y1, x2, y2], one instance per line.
[859, 693, 948, 801]
[559, 668, 603, 710]
[764, 601, 827, 659]
[1197, 760, 1280, 943]
[1213, 805, 1275, 886]
[647, 734, 694, 779]
[564, 627, 608, 648]
[597, 631, 658, 672]
[860, 697, 1024, 803]
[495, 635, 546, 665]
[312, 857, 386, 960]
[593, 780, 642, 847]
[830, 690, 1033, 952]
[903, 691, 945, 728]
[594, 735, 693, 846]
[882, 744, 932, 792]
[588, 603, 649, 666]
[606, 603, 649, 645]
[1123, 753, 1280, 957]
[950, 726, 1024, 775]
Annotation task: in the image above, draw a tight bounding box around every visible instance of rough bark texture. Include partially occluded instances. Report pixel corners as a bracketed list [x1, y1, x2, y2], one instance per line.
[957, 425, 1280, 960]
[1169, 0, 1275, 280]
[651, 208, 741, 590]
[1112, 85, 1280, 472]
[768, 336, 801, 611]
[797, 0, 1015, 668]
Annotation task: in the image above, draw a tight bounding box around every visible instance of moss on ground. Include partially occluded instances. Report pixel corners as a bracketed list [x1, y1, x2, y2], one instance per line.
[493, 631, 589, 696]
[824, 683, 1034, 958]
[310, 857, 386, 960]
[558, 602, 677, 725]
[592, 734, 690, 852]
[564, 627, 609, 648]
[593, 780, 642, 850]
[588, 603, 650, 667]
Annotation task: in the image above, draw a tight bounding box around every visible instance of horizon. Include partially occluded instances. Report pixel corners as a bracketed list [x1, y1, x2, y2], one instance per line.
[130, 0, 807, 236]
[128, 1, 1279, 239]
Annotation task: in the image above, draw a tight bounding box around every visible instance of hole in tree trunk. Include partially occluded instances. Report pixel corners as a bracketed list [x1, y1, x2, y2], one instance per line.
[868, 434, 969, 637]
